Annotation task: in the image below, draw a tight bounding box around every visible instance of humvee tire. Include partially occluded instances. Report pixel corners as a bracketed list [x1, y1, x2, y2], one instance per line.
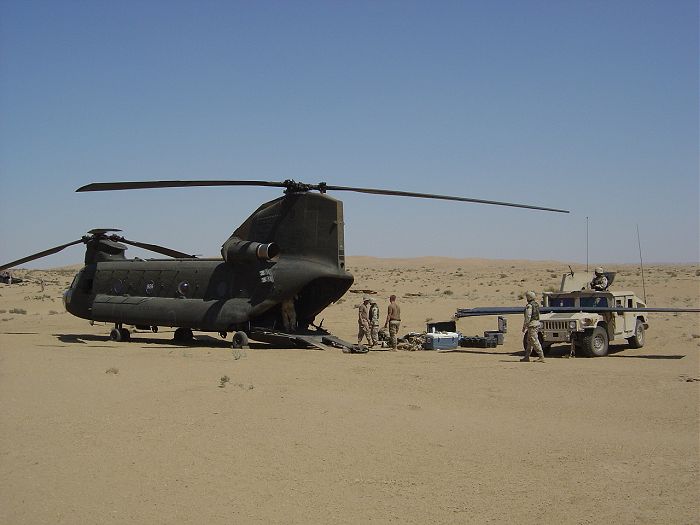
[582, 326, 609, 357]
[627, 319, 645, 349]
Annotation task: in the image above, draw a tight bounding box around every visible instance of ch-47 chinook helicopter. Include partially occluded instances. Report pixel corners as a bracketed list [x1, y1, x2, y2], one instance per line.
[1, 179, 568, 350]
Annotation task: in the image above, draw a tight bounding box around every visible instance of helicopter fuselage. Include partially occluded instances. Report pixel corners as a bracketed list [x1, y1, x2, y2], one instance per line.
[63, 255, 353, 333]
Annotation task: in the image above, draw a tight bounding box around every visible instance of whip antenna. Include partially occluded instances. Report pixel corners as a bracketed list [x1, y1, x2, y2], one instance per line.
[637, 224, 647, 304]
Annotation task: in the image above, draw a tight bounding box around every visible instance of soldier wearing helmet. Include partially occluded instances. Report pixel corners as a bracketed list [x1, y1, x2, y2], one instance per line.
[521, 290, 545, 362]
[368, 297, 380, 347]
[357, 295, 372, 346]
[590, 267, 608, 291]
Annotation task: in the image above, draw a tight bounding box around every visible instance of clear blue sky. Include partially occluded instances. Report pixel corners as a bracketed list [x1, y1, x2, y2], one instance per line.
[1, 0, 698, 267]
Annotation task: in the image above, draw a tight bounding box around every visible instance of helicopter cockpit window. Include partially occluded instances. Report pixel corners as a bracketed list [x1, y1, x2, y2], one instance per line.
[145, 280, 156, 295]
[70, 270, 84, 290]
[178, 281, 190, 297]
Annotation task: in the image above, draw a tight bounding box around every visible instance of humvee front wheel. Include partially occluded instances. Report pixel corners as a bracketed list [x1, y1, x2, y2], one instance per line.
[582, 326, 609, 357]
[627, 319, 645, 349]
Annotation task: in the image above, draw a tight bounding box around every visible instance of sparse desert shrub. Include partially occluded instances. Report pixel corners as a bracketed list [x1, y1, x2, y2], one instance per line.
[105, 367, 119, 375]
[0, 309, 5, 314]
[443, 290, 453, 295]
[219, 375, 231, 388]
[9, 308, 26, 315]
[48, 310, 60, 315]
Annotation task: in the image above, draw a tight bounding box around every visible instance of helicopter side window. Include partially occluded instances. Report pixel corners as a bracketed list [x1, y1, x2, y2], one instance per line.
[113, 280, 125, 294]
[178, 281, 190, 297]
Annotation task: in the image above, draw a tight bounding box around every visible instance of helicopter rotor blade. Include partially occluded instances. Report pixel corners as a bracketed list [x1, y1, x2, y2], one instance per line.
[76, 180, 287, 192]
[322, 185, 569, 213]
[115, 236, 197, 259]
[75, 179, 568, 213]
[0, 239, 84, 271]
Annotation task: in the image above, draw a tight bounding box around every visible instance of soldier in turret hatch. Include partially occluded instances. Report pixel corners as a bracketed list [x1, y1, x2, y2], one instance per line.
[590, 267, 608, 291]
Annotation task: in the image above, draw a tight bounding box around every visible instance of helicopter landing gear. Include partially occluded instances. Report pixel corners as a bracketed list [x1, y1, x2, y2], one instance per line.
[173, 327, 194, 342]
[232, 331, 249, 349]
[110, 325, 130, 342]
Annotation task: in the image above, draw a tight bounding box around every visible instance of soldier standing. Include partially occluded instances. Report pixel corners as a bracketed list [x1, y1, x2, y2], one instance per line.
[383, 294, 401, 350]
[368, 298, 380, 347]
[590, 267, 608, 291]
[357, 295, 372, 346]
[521, 290, 545, 363]
[281, 298, 296, 332]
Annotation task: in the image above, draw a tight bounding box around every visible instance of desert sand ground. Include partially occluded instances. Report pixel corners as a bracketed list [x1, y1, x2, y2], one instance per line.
[0, 258, 698, 524]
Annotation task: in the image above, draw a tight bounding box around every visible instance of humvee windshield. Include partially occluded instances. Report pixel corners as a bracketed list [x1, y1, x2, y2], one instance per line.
[549, 297, 575, 307]
[581, 296, 609, 308]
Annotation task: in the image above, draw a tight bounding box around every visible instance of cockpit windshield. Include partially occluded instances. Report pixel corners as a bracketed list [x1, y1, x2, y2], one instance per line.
[70, 270, 84, 289]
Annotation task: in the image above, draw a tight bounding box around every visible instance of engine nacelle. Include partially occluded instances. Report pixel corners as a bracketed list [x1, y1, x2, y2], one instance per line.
[221, 236, 280, 264]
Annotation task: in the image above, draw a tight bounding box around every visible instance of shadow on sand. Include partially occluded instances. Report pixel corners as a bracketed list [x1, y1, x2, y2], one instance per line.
[54, 333, 271, 349]
[438, 342, 682, 360]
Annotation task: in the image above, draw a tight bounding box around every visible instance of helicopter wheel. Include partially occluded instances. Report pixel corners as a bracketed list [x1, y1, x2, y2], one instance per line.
[232, 331, 249, 349]
[173, 327, 194, 342]
[110, 327, 130, 342]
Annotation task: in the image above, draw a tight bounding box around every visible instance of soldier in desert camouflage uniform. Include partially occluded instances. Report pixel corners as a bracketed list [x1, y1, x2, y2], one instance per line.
[383, 295, 401, 350]
[357, 295, 372, 346]
[590, 267, 608, 291]
[369, 298, 380, 347]
[521, 290, 545, 363]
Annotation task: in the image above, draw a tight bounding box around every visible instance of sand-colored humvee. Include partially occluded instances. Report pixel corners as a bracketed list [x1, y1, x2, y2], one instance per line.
[535, 272, 648, 357]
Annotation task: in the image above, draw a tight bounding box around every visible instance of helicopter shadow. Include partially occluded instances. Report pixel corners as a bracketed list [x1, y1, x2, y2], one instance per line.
[54, 333, 270, 349]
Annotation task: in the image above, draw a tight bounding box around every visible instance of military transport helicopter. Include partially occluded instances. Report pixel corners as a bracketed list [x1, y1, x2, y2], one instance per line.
[1, 179, 568, 350]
